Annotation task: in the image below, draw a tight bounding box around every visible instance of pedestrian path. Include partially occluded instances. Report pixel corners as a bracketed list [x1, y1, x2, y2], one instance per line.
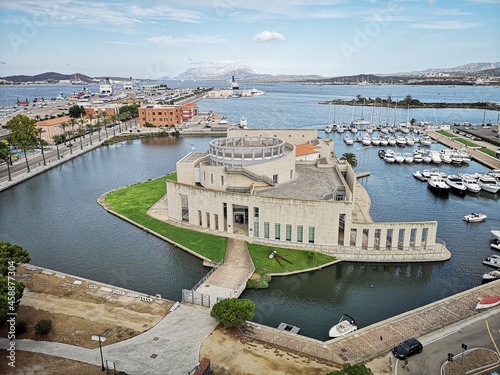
[0, 304, 217, 374]
[195, 238, 254, 304]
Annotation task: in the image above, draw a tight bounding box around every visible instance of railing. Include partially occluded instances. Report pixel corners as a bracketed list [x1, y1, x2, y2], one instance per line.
[191, 260, 223, 291]
[225, 166, 275, 186]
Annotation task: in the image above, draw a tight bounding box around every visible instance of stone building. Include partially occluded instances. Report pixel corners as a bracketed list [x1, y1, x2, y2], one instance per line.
[165, 128, 450, 261]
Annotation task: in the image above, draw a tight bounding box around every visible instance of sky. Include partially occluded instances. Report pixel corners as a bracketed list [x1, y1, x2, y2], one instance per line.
[0, 0, 499, 79]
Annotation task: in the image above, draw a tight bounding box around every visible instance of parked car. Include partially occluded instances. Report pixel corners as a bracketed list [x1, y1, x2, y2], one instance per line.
[392, 338, 423, 359]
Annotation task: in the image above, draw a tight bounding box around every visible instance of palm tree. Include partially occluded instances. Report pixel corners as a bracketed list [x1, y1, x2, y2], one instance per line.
[340, 152, 358, 168]
[96, 113, 102, 142]
[59, 121, 68, 143]
[78, 119, 86, 149]
[110, 113, 119, 133]
[37, 128, 47, 166]
[52, 134, 64, 160]
[101, 111, 109, 138]
[87, 113, 95, 145]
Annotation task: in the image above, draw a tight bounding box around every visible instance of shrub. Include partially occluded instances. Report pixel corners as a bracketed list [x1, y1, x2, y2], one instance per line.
[34, 319, 52, 335]
[15, 321, 28, 334]
[210, 298, 255, 328]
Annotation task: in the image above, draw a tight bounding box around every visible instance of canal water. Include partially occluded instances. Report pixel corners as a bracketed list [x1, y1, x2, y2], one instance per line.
[1, 83, 499, 341]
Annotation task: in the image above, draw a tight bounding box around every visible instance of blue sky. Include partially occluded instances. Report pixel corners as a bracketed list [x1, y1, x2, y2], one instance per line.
[0, 0, 499, 78]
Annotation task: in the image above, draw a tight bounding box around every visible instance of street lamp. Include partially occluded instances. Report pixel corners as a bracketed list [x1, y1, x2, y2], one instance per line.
[97, 329, 109, 372]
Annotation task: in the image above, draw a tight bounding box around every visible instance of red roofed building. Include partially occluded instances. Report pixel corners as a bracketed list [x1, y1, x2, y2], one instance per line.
[138, 103, 199, 127]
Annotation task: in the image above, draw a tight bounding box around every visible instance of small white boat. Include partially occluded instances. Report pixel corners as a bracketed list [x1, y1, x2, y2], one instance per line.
[344, 136, 354, 145]
[413, 170, 424, 181]
[445, 175, 467, 196]
[483, 270, 500, 281]
[476, 296, 500, 309]
[239, 116, 248, 129]
[384, 149, 395, 163]
[328, 314, 357, 338]
[403, 152, 414, 163]
[462, 213, 487, 223]
[394, 152, 405, 163]
[483, 256, 500, 268]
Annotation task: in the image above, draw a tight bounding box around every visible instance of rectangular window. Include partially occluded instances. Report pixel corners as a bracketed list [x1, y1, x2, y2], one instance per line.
[214, 214, 219, 230]
[286, 224, 292, 241]
[206, 213, 210, 228]
[198, 210, 202, 226]
[254, 222, 259, 237]
[221, 175, 224, 186]
[308, 226, 315, 244]
[211, 174, 213, 184]
[254, 207, 259, 218]
[264, 222, 270, 239]
[273, 174, 278, 184]
[275, 223, 281, 240]
[297, 226, 303, 243]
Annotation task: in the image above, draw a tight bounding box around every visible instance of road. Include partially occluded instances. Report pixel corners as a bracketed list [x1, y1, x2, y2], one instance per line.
[393, 308, 500, 374]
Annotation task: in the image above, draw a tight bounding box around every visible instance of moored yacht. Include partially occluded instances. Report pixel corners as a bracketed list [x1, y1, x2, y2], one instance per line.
[427, 174, 450, 195]
[445, 175, 467, 196]
[477, 175, 500, 194]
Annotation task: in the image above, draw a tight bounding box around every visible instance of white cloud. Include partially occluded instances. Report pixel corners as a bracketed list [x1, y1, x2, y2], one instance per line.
[148, 35, 226, 45]
[253, 31, 285, 42]
[433, 8, 471, 16]
[412, 21, 481, 30]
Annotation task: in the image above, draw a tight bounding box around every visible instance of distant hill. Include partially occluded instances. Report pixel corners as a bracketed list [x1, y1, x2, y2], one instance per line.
[391, 62, 500, 76]
[173, 65, 258, 81]
[0, 72, 94, 83]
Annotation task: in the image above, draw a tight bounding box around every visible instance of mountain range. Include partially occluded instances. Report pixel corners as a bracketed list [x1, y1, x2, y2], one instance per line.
[1, 62, 499, 83]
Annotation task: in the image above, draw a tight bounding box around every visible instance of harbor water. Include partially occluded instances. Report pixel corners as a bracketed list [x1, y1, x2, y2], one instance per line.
[0, 82, 499, 341]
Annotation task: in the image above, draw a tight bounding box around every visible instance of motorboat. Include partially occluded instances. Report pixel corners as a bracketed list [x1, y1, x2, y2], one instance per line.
[344, 136, 354, 145]
[324, 124, 333, 133]
[403, 152, 414, 163]
[378, 150, 386, 159]
[483, 270, 500, 281]
[462, 212, 487, 223]
[429, 151, 442, 164]
[362, 135, 372, 146]
[413, 170, 424, 181]
[387, 136, 397, 146]
[396, 136, 407, 147]
[413, 153, 423, 163]
[475, 296, 500, 309]
[394, 152, 405, 163]
[483, 256, 500, 268]
[445, 175, 467, 196]
[371, 137, 381, 146]
[461, 175, 481, 193]
[439, 150, 452, 164]
[449, 151, 463, 166]
[492, 229, 500, 250]
[379, 137, 388, 146]
[458, 149, 471, 164]
[420, 135, 432, 146]
[239, 116, 248, 129]
[491, 238, 500, 251]
[384, 149, 395, 163]
[328, 314, 357, 338]
[405, 136, 415, 146]
[477, 175, 500, 194]
[427, 175, 449, 195]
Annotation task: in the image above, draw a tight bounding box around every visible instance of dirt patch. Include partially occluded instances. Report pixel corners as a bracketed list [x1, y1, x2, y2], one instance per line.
[0, 351, 104, 375]
[443, 349, 499, 375]
[200, 326, 339, 375]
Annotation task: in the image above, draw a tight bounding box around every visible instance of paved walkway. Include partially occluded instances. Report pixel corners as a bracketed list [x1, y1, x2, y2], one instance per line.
[0, 304, 217, 375]
[195, 238, 254, 304]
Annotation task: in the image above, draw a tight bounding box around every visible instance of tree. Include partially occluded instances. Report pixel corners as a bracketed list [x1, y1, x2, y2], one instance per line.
[37, 128, 47, 166]
[0, 141, 12, 181]
[68, 105, 85, 119]
[340, 152, 358, 168]
[6, 115, 39, 173]
[0, 242, 30, 326]
[210, 298, 255, 328]
[328, 363, 373, 375]
[34, 319, 53, 335]
[52, 134, 64, 159]
[0, 242, 31, 275]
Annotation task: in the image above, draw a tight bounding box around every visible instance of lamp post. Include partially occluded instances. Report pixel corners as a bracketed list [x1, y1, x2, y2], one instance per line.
[97, 329, 109, 372]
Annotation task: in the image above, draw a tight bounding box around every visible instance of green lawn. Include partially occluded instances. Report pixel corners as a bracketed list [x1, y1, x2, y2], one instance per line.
[105, 174, 227, 262]
[248, 243, 335, 274]
[437, 130, 455, 138]
[479, 147, 497, 157]
[454, 138, 480, 147]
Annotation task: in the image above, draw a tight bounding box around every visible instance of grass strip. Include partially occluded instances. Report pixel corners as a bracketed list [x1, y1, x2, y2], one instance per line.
[247, 243, 335, 274]
[105, 174, 227, 262]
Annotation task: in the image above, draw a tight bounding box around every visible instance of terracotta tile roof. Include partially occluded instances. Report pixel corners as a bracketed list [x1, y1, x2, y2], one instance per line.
[36, 116, 72, 127]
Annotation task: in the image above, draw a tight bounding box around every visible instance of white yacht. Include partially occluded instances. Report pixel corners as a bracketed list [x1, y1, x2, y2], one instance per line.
[429, 150, 442, 164]
[427, 175, 450, 195]
[403, 152, 414, 163]
[439, 150, 452, 164]
[477, 175, 500, 194]
[394, 152, 405, 163]
[396, 136, 407, 147]
[239, 116, 248, 128]
[343, 135, 354, 145]
[384, 149, 396, 163]
[445, 175, 467, 196]
[461, 175, 481, 193]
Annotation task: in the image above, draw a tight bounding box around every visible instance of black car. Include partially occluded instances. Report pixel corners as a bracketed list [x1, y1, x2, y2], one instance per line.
[392, 338, 423, 359]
